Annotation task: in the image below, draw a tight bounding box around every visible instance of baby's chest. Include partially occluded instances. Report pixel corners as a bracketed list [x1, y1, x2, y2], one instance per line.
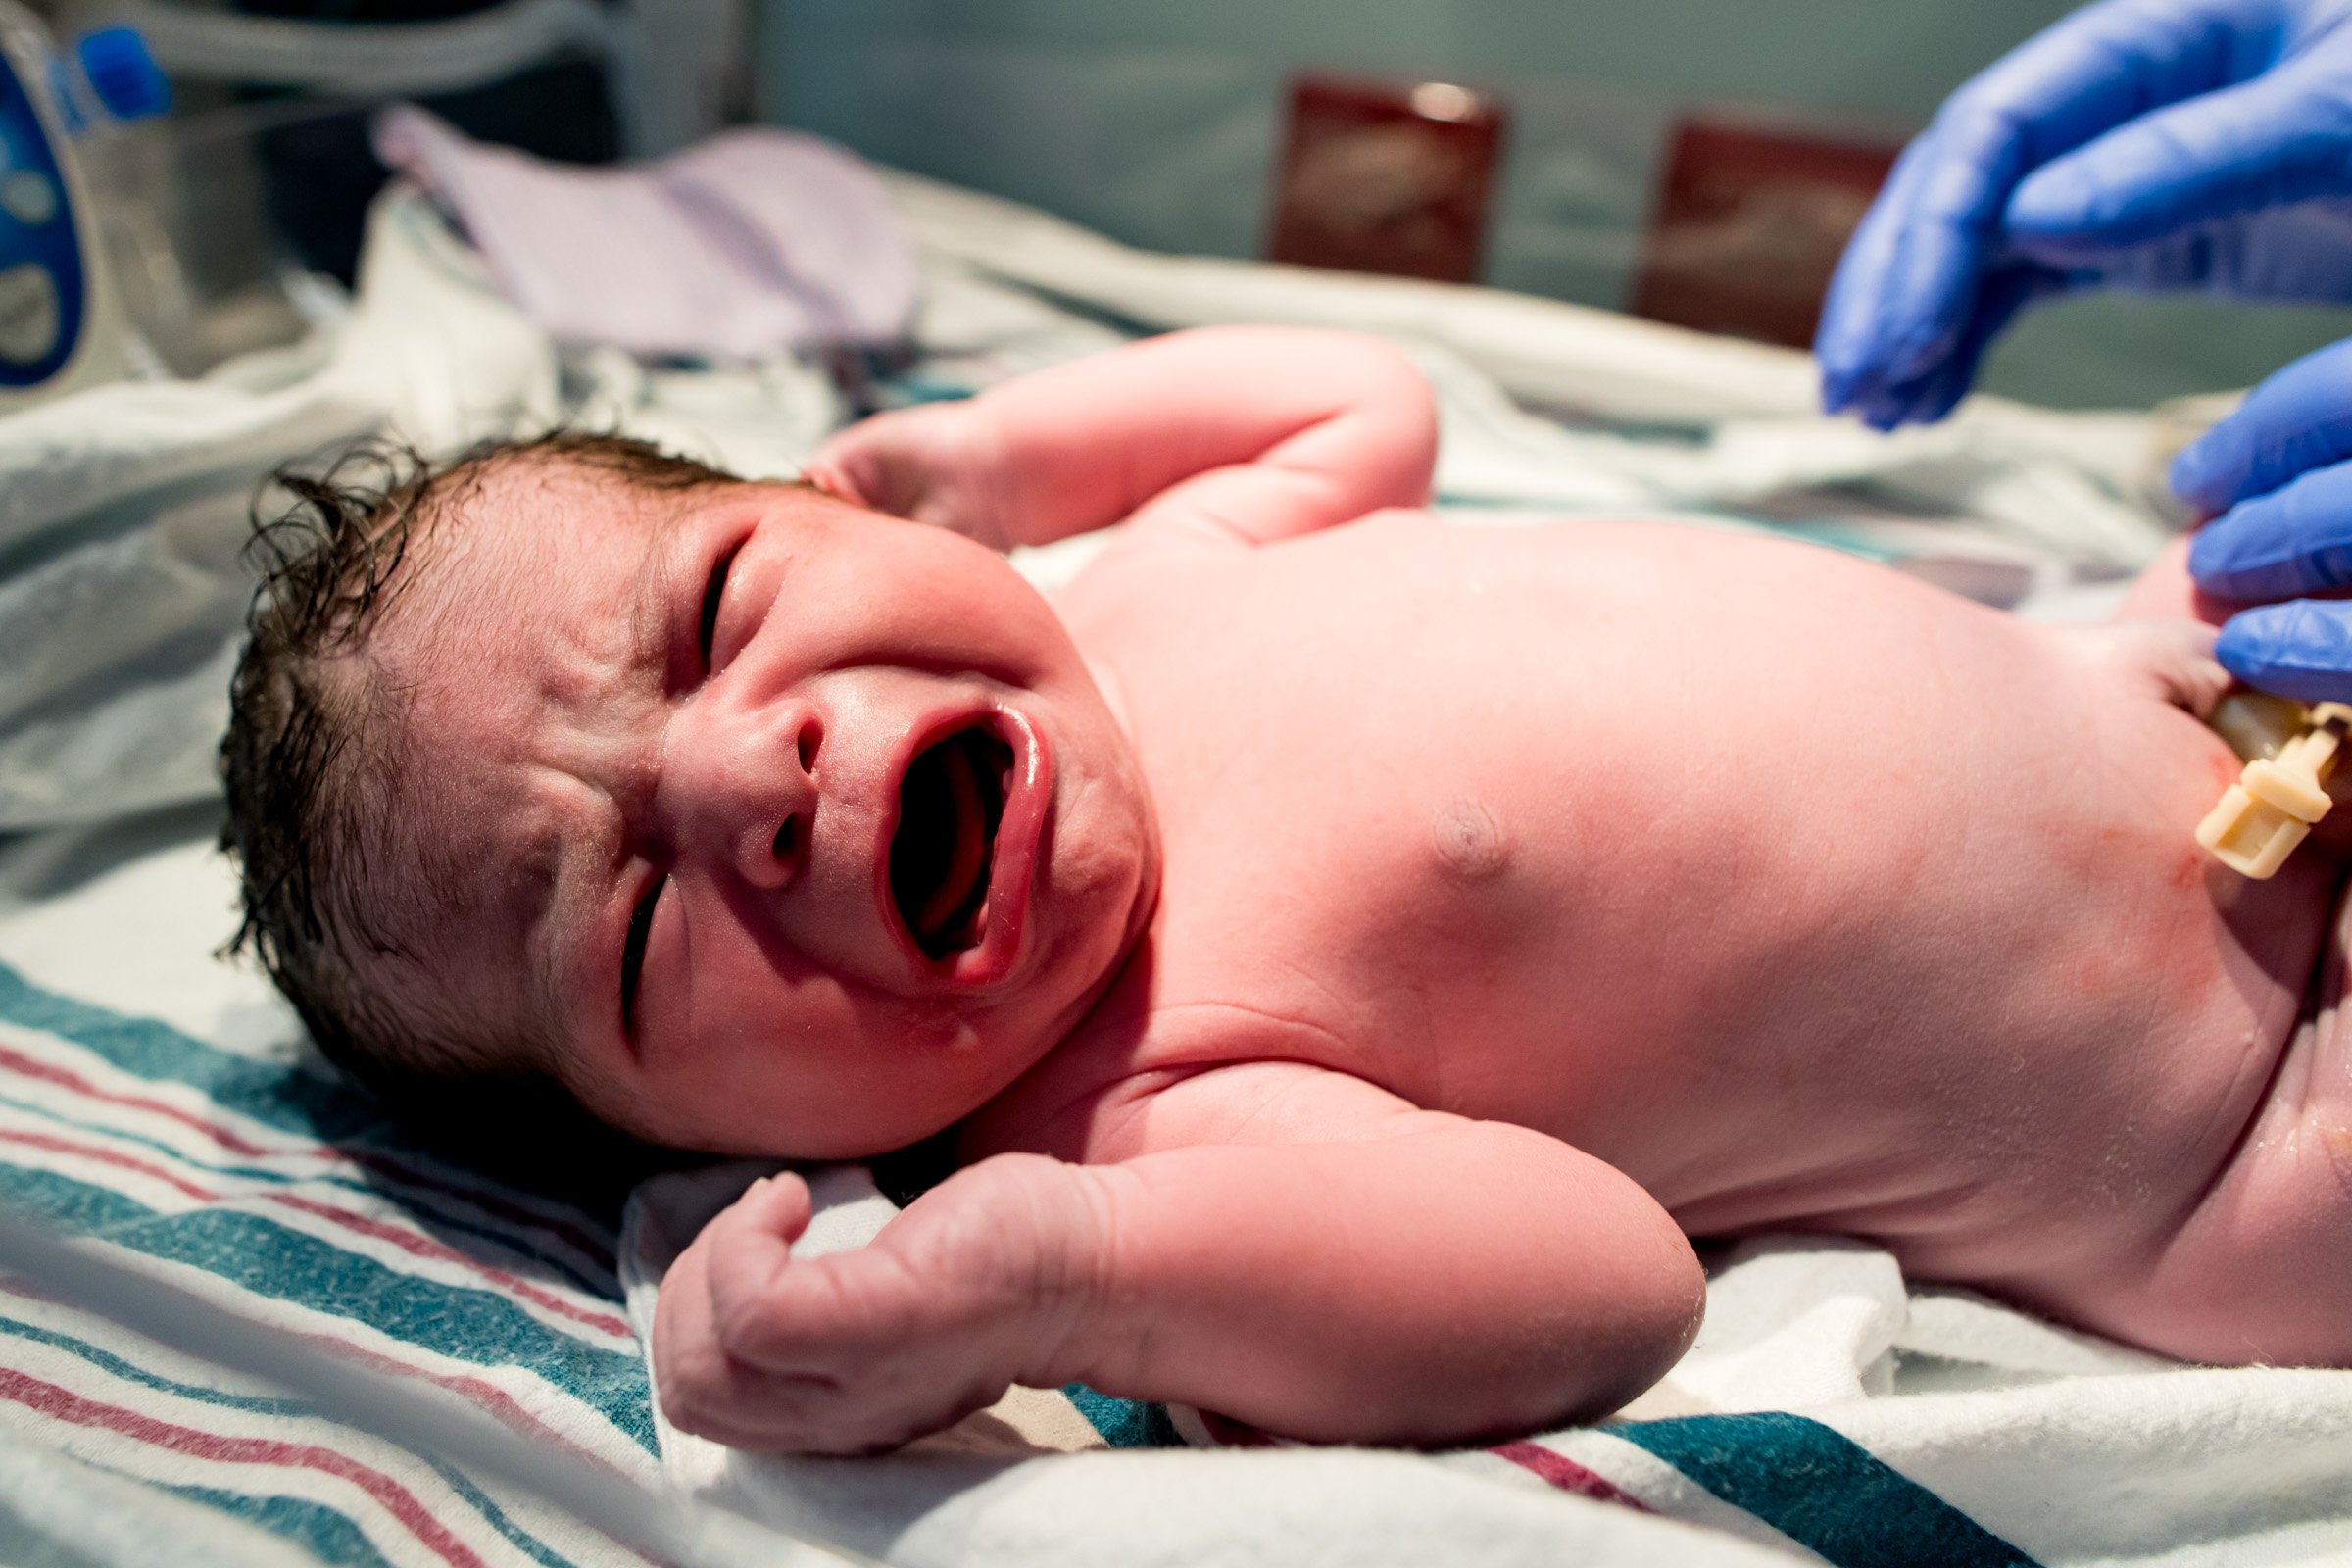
[1128, 768, 1673, 1125]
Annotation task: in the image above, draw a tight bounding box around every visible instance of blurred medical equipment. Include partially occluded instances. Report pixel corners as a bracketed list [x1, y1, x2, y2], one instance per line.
[37, 0, 749, 303]
[2197, 693, 2352, 877]
[1630, 116, 1897, 351]
[0, 4, 165, 409]
[95, 0, 611, 98]
[1266, 75, 1507, 285]
[1816, 0, 2352, 432]
[78, 0, 744, 154]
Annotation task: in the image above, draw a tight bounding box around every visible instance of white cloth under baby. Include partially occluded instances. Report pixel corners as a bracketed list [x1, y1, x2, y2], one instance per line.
[373, 105, 919, 359]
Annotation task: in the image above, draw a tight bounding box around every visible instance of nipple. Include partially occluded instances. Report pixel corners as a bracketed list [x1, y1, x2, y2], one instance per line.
[2195, 694, 2352, 879]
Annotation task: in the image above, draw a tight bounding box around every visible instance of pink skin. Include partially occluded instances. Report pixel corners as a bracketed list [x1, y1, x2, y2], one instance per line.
[391, 329, 2352, 1455]
[367, 470, 1157, 1159]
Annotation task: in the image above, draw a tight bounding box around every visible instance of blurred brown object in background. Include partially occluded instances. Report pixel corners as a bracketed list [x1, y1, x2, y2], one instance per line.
[1267, 75, 1507, 285]
[1632, 118, 1899, 349]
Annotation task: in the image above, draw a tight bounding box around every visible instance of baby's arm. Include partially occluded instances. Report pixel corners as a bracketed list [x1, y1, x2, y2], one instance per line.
[804, 326, 1439, 551]
[653, 1065, 1702, 1452]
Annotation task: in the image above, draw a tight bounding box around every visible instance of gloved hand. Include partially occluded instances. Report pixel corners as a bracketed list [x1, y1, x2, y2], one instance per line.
[1817, 0, 2352, 430]
[2182, 333, 2352, 699]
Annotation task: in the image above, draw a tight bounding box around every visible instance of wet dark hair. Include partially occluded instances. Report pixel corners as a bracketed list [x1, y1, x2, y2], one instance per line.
[219, 430, 740, 1147]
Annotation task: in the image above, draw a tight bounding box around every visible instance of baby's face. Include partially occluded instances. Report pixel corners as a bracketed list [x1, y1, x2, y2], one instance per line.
[368, 463, 1157, 1157]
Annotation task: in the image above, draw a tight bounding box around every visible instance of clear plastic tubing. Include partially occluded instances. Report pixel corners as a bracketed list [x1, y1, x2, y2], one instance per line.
[101, 0, 614, 97]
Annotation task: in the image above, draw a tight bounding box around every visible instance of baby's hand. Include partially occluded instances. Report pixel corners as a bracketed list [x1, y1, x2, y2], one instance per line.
[651, 1155, 1103, 1453]
[804, 402, 1017, 550]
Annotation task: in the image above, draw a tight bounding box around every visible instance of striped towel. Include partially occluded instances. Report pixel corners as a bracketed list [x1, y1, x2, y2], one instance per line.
[0, 821, 661, 1568]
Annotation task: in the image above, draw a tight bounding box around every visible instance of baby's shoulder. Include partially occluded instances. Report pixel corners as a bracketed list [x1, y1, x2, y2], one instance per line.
[964, 956, 1399, 1162]
[969, 1049, 1417, 1164]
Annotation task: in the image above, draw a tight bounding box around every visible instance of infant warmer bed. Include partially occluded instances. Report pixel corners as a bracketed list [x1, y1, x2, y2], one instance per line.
[0, 140, 2344, 1567]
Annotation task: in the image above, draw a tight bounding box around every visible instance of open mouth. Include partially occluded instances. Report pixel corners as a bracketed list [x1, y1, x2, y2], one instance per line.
[890, 724, 1014, 959]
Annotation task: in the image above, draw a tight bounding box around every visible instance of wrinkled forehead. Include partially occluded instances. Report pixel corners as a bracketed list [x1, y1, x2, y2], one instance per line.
[334, 690, 575, 1072]
[343, 460, 677, 1059]
[386, 458, 675, 682]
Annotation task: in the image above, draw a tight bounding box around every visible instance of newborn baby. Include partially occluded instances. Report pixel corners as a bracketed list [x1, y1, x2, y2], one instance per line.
[220, 326, 2350, 1456]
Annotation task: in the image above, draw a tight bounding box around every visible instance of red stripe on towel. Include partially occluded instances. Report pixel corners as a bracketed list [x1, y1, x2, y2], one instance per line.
[1492, 1441, 1650, 1510]
[0, 1362, 489, 1567]
[0, 1127, 627, 1341]
[0, 1044, 269, 1155]
[0, 1273, 635, 1485]
[0, 1128, 217, 1199]
[268, 1195, 631, 1339]
[335, 1150, 619, 1273]
[0, 1034, 618, 1270]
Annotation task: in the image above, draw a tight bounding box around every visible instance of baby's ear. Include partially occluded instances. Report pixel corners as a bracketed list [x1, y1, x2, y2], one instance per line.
[2067, 617, 2230, 718]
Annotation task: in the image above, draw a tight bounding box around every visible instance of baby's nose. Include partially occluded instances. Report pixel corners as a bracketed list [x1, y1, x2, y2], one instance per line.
[670, 704, 823, 891]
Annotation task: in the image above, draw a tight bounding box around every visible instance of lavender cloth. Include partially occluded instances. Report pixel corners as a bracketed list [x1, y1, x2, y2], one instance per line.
[372, 105, 918, 358]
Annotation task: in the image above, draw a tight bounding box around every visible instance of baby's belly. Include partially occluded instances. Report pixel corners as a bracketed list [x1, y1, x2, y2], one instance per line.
[1385, 633, 2334, 1292]
[1575, 714, 2339, 1292]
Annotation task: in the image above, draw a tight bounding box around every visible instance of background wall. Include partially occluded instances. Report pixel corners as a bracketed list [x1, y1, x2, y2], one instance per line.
[756, 0, 2352, 410]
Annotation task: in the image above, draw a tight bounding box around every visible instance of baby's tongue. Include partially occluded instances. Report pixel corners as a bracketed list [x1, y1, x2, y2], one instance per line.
[912, 738, 986, 943]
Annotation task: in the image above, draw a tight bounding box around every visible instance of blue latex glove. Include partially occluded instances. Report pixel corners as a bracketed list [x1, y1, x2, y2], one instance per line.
[1817, 0, 2352, 431]
[2182, 334, 2352, 699]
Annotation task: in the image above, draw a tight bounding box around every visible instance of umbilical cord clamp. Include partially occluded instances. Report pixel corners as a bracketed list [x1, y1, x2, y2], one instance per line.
[2197, 695, 2352, 879]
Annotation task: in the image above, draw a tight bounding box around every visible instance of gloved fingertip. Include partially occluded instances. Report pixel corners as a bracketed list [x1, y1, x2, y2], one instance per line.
[2216, 602, 2352, 704]
[2168, 431, 2235, 513]
[2213, 611, 2283, 686]
[2003, 158, 2102, 243]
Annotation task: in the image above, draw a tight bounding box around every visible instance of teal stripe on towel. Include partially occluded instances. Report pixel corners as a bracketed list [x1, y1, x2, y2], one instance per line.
[0, 1162, 656, 1452]
[0, 957, 628, 1266]
[152, 1483, 400, 1568]
[1062, 1385, 1182, 1448]
[0, 961, 381, 1143]
[0, 1313, 584, 1568]
[1610, 1412, 2038, 1568]
[0, 1087, 617, 1299]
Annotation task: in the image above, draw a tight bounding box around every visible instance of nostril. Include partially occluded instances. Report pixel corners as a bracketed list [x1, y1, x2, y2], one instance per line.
[773, 814, 800, 862]
[796, 720, 820, 772]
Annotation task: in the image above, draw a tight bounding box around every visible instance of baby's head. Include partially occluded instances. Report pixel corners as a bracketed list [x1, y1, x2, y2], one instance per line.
[222, 433, 1157, 1158]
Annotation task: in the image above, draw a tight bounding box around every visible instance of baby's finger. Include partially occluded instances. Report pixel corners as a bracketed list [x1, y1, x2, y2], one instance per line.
[676, 1177, 809, 1340]
[707, 1235, 932, 1373]
[653, 1182, 838, 1427]
[701, 1175, 915, 1365]
[730, 1172, 815, 1242]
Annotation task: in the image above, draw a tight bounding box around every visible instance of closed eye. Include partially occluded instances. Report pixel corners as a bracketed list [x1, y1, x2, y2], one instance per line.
[698, 544, 741, 671]
[620, 875, 664, 1035]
